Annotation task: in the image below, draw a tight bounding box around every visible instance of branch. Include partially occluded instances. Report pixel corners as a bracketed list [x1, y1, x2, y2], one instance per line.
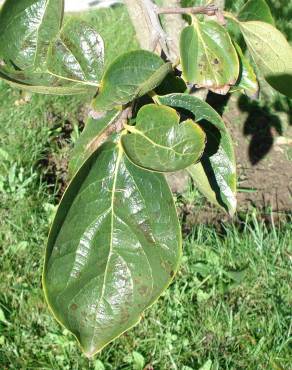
[156, 4, 218, 16]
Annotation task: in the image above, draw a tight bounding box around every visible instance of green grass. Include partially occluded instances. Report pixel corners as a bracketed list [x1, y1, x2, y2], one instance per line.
[0, 1, 292, 369]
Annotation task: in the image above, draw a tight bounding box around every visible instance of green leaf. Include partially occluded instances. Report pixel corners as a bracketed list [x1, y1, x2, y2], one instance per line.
[230, 42, 259, 98]
[69, 110, 121, 178]
[0, 0, 64, 70]
[0, 66, 98, 95]
[121, 104, 205, 172]
[238, 0, 274, 25]
[239, 21, 292, 98]
[157, 93, 237, 216]
[92, 50, 172, 111]
[180, 20, 239, 94]
[47, 19, 104, 85]
[43, 141, 181, 356]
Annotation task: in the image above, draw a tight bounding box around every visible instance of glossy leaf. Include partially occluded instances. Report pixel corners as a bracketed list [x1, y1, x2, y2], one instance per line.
[0, 65, 98, 95]
[47, 19, 104, 85]
[157, 93, 237, 215]
[180, 20, 239, 94]
[122, 104, 206, 172]
[240, 21, 292, 98]
[230, 42, 259, 98]
[0, 0, 64, 70]
[238, 0, 274, 25]
[43, 141, 181, 356]
[92, 50, 172, 111]
[69, 110, 121, 178]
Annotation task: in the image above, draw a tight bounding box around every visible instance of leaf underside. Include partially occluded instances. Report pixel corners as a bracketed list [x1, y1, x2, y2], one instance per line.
[240, 21, 292, 98]
[230, 42, 259, 98]
[43, 141, 181, 356]
[238, 0, 275, 25]
[122, 104, 206, 172]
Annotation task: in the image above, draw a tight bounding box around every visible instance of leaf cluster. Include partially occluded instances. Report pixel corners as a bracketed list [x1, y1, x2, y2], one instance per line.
[0, 0, 291, 357]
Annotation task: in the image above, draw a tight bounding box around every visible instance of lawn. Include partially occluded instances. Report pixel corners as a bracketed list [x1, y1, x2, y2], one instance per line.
[0, 1, 292, 369]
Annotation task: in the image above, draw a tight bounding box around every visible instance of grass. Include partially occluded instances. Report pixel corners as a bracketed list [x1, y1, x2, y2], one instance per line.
[0, 1, 292, 369]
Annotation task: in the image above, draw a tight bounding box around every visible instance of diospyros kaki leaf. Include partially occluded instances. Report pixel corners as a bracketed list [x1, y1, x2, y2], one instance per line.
[238, 0, 274, 25]
[47, 19, 104, 85]
[0, 2, 103, 95]
[69, 110, 121, 179]
[157, 93, 237, 216]
[239, 21, 292, 98]
[230, 42, 259, 98]
[92, 50, 172, 111]
[122, 104, 206, 172]
[43, 141, 181, 357]
[180, 20, 239, 94]
[0, 0, 64, 70]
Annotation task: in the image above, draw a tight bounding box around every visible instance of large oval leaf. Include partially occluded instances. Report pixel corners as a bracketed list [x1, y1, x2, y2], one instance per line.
[180, 20, 239, 94]
[0, 0, 64, 70]
[43, 141, 181, 356]
[157, 93, 237, 216]
[69, 110, 121, 178]
[47, 19, 104, 85]
[92, 50, 172, 111]
[239, 21, 292, 98]
[238, 0, 274, 25]
[122, 104, 206, 172]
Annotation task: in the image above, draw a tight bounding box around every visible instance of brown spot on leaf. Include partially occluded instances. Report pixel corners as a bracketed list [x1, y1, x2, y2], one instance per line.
[70, 303, 78, 311]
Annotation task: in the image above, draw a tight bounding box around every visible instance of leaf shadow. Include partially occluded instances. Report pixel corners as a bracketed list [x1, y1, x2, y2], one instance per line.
[238, 95, 283, 165]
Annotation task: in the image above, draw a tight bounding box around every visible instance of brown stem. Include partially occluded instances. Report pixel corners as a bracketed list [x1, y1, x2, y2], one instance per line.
[156, 4, 218, 16]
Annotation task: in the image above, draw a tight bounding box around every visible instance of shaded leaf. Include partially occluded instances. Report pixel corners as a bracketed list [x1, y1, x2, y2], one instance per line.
[180, 20, 239, 94]
[92, 50, 172, 111]
[43, 141, 181, 356]
[230, 42, 259, 98]
[47, 19, 104, 85]
[69, 110, 121, 179]
[122, 104, 205, 172]
[0, 0, 64, 70]
[240, 21, 292, 98]
[157, 93, 237, 215]
[238, 0, 274, 25]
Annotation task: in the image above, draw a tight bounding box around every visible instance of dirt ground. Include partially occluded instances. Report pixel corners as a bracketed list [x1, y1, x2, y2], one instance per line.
[224, 94, 292, 215]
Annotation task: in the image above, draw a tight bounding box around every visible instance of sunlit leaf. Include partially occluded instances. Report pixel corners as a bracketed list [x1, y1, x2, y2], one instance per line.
[122, 104, 205, 172]
[0, 0, 64, 70]
[92, 50, 172, 111]
[240, 21, 292, 98]
[180, 20, 239, 94]
[47, 19, 104, 85]
[43, 141, 181, 356]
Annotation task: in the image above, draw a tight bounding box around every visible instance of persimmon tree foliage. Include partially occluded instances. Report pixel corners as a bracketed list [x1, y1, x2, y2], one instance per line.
[0, 0, 291, 357]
